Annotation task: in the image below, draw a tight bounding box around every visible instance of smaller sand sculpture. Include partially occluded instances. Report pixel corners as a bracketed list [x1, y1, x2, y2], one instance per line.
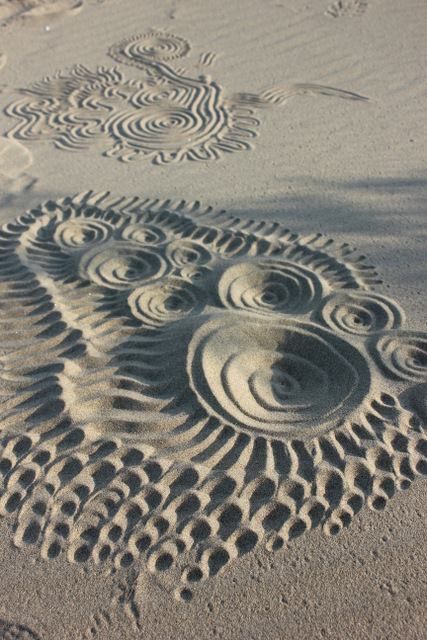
[5, 30, 367, 165]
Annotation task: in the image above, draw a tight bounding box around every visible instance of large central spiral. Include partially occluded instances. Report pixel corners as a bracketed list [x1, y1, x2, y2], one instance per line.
[107, 103, 225, 153]
[188, 313, 370, 437]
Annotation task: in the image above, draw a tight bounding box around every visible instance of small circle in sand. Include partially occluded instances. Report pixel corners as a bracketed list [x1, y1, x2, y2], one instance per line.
[79, 242, 169, 289]
[113, 31, 190, 63]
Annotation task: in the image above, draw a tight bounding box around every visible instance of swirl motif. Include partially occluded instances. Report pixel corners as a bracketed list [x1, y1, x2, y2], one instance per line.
[79, 242, 168, 289]
[188, 314, 370, 437]
[374, 332, 427, 381]
[54, 217, 113, 250]
[219, 260, 323, 315]
[128, 278, 205, 326]
[320, 291, 404, 336]
[121, 223, 168, 246]
[166, 239, 212, 268]
[114, 31, 191, 64]
[106, 104, 226, 156]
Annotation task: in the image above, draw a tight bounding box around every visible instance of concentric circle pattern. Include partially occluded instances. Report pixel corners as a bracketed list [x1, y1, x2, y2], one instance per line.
[166, 239, 212, 267]
[321, 291, 404, 336]
[188, 314, 370, 436]
[120, 223, 168, 246]
[0, 192, 426, 600]
[54, 217, 113, 250]
[115, 31, 191, 64]
[106, 105, 226, 154]
[128, 278, 205, 326]
[219, 259, 323, 315]
[79, 242, 168, 289]
[374, 332, 427, 381]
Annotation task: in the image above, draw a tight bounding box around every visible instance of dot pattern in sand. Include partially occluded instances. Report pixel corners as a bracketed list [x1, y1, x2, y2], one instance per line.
[5, 31, 367, 165]
[0, 192, 426, 598]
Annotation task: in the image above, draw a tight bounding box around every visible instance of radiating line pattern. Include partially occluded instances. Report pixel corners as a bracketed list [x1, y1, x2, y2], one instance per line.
[0, 192, 426, 599]
[5, 30, 367, 165]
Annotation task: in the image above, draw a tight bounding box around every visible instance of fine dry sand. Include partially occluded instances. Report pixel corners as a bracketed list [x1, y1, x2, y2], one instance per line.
[0, 1, 426, 639]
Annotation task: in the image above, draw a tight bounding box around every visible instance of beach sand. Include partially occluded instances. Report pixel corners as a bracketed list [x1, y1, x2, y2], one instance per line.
[0, 1, 426, 638]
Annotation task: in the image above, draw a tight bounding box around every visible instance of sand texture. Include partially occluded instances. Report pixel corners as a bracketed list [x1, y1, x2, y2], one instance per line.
[0, 0, 426, 638]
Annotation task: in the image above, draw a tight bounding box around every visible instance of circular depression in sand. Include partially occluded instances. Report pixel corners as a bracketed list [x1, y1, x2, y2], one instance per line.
[188, 314, 370, 437]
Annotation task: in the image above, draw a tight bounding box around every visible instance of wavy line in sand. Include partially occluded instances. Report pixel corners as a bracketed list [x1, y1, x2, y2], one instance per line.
[0, 192, 425, 600]
[5, 30, 368, 165]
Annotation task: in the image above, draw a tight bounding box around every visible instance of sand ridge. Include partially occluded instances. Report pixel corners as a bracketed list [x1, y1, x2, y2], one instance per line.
[0, 190, 425, 603]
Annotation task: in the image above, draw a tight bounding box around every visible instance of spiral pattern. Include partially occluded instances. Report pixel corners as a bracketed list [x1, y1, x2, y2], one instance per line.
[218, 260, 323, 315]
[117, 31, 190, 63]
[130, 85, 189, 108]
[374, 332, 427, 381]
[321, 291, 404, 336]
[79, 242, 168, 290]
[179, 265, 212, 283]
[188, 314, 370, 437]
[128, 278, 205, 326]
[53, 217, 113, 251]
[107, 106, 224, 154]
[166, 239, 212, 268]
[121, 223, 168, 246]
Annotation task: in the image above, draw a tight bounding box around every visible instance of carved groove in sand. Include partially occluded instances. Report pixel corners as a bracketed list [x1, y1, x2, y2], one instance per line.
[0, 193, 426, 600]
[5, 30, 367, 165]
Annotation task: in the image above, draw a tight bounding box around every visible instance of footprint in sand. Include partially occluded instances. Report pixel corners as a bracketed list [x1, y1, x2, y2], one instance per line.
[0, 192, 425, 599]
[5, 30, 368, 165]
[0, 136, 36, 198]
[325, 0, 368, 18]
[0, 0, 83, 27]
[0, 619, 41, 639]
[0, 51, 6, 70]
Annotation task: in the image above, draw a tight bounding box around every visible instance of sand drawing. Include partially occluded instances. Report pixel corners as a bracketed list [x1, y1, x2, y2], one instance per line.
[0, 191, 426, 600]
[0, 0, 83, 27]
[5, 30, 368, 165]
[325, 0, 368, 18]
[0, 619, 41, 639]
